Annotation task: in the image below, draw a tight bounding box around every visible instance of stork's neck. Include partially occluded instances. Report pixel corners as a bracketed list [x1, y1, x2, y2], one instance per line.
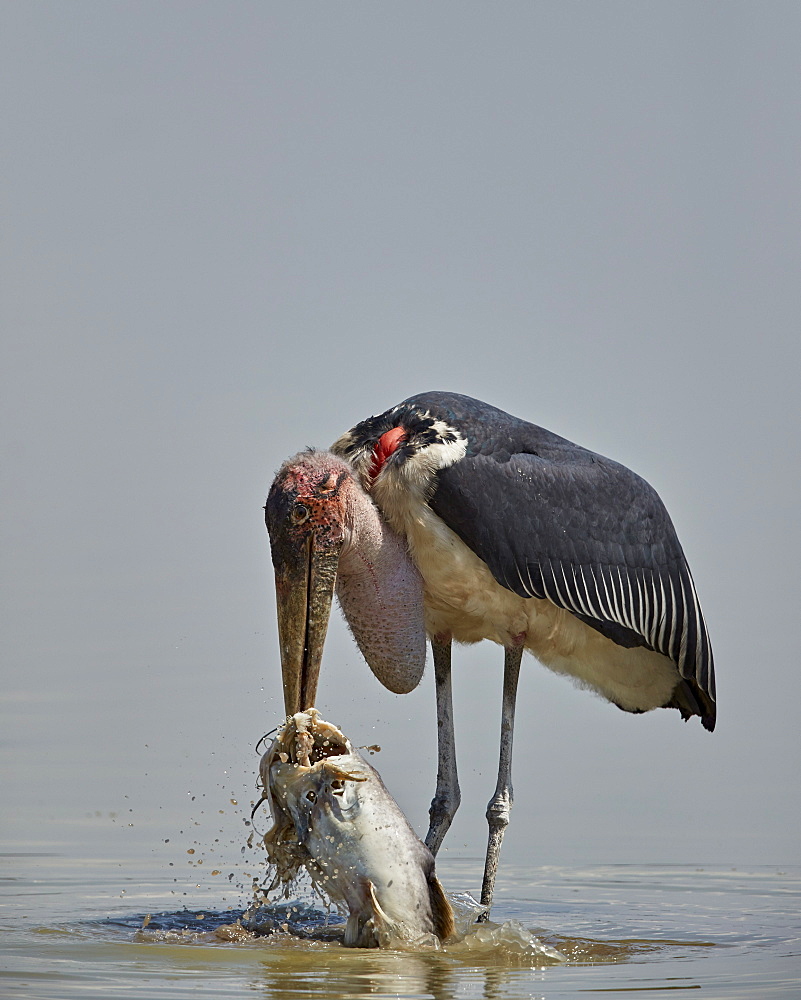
[334, 476, 426, 695]
[339, 486, 392, 576]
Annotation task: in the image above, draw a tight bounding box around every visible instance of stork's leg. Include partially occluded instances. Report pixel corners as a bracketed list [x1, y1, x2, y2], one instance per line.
[425, 635, 460, 856]
[479, 642, 523, 915]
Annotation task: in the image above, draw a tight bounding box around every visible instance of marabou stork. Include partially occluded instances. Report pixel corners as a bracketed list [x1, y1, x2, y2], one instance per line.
[265, 391, 716, 912]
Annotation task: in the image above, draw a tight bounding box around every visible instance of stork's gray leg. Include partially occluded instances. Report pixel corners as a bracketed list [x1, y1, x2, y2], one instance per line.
[479, 642, 523, 915]
[425, 635, 460, 856]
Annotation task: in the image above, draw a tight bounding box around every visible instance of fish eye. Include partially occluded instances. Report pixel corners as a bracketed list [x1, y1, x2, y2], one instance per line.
[305, 790, 316, 802]
[291, 503, 310, 524]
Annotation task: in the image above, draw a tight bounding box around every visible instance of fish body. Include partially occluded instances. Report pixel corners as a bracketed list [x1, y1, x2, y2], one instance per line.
[261, 710, 453, 948]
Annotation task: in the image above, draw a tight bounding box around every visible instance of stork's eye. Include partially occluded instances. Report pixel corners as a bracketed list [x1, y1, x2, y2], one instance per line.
[331, 779, 345, 794]
[305, 790, 316, 802]
[291, 503, 310, 524]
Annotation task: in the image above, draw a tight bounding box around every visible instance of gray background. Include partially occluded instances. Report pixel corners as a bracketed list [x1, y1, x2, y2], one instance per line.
[2, 2, 799, 872]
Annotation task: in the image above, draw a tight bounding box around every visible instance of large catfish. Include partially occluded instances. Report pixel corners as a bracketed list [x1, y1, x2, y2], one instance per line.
[261, 710, 454, 949]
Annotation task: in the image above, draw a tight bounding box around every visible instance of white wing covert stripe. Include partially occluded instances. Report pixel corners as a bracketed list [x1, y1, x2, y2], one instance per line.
[502, 554, 710, 704]
[528, 555, 712, 692]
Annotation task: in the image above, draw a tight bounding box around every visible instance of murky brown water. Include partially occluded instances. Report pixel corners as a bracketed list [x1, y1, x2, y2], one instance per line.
[2, 852, 798, 999]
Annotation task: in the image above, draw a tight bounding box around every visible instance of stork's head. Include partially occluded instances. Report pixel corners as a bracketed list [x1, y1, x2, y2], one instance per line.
[265, 450, 355, 715]
[266, 446, 427, 716]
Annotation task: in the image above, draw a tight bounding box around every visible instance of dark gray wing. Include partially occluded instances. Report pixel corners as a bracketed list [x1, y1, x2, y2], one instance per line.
[425, 412, 715, 728]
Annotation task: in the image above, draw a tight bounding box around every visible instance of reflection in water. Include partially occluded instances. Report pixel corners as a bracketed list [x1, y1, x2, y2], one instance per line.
[246, 933, 554, 1000]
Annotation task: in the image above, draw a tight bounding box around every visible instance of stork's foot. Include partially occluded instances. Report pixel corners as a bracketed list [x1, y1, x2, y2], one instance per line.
[425, 781, 461, 855]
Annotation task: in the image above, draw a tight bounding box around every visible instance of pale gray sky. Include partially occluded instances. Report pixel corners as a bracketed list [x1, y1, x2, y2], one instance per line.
[2, 2, 800, 869]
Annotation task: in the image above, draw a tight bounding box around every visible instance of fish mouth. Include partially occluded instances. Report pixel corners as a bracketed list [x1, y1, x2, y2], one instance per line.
[272, 534, 342, 716]
[267, 709, 352, 770]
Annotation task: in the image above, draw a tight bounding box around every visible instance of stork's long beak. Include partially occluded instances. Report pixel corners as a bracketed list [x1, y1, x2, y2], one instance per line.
[272, 532, 341, 716]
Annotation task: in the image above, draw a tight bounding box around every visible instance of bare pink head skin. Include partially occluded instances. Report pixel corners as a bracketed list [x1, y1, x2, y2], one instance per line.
[265, 450, 425, 715]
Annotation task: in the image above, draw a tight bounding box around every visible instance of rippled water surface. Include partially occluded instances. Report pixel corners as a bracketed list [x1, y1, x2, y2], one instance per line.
[2, 853, 799, 999]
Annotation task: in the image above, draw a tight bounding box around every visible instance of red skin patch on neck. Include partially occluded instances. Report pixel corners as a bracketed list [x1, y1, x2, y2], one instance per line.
[368, 426, 407, 483]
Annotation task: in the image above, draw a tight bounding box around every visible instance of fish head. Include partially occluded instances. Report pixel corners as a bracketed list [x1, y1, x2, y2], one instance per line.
[260, 710, 365, 873]
[269, 756, 368, 845]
